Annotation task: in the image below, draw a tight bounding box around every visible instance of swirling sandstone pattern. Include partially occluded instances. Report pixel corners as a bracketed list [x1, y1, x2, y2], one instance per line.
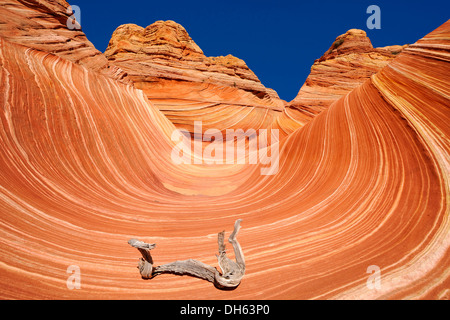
[0, 0, 130, 84]
[0, 0, 449, 300]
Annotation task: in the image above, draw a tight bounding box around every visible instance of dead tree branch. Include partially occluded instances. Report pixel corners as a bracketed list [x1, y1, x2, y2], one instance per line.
[128, 219, 245, 289]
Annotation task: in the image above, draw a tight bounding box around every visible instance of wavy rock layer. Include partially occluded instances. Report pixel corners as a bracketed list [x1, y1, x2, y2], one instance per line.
[281, 29, 407, 132]
[0, 2, 449, 300]
[105, 21, 285, 135]
[0, 0, 130, 84]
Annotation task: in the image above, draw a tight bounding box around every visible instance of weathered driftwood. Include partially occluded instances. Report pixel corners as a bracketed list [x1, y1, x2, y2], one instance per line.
[128, 219, 245, 289]
[127, 239, 155, 279]
[215, 219, 245, 288]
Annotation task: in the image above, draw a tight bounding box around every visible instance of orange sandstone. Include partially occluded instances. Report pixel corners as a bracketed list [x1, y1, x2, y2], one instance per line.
[0, 0, 448, 300]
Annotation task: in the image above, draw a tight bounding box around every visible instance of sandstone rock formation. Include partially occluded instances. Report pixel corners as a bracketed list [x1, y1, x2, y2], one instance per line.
[281, 29, 407, 132]
[0, 0, 448, 300]
[0, 0, 130, 84]
[104, 21, 285, 135]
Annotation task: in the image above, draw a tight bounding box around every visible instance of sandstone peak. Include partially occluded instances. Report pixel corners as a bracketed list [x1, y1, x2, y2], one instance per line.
[323, 28, 373, 56]
[145, 20, 204, 54]
[105, 20, 204, 61]
[344, 29, 367, 36]
[104, 20, 268, 87]
[207, 54, 247, 68]
[104, 20, 285, 134]
[284, 28, 406, 130]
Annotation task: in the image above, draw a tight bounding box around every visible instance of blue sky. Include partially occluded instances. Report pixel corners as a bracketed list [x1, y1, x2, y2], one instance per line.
[73, 0, 449, 102]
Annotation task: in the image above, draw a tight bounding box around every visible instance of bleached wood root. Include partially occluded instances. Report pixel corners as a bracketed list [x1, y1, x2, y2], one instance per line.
[128, 219, 245, 289]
